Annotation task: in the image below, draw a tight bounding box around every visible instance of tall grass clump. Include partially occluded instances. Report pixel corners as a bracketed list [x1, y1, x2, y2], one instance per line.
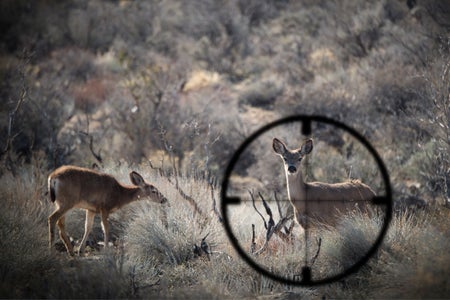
[47, 255, 129, 299]
[368, 207, 450, 298]
[125, 202, 196, 267]
[119, 170, 221, 296]
[318, 207, 450, 298]
[0, 159, 55, 298]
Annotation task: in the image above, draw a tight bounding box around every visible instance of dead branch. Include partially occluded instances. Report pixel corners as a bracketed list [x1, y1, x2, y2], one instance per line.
[210, 180, 223, 223]
[1, 52, 29, 161]
[172, 169, 203, 217]
[79, 113, 103, 166]
[193, 233, 211, 261]
[2, 96, 25, 156]
[274, 191, 295, 236]
[259, 192, 275, 231]
[157, 122, 204, 218]
[310, 237, 322, 267]
[250, 224, 256, 253]
[249, 190, 268, 229]
[79, 131, 103, 166]
[251, 192, 294, 255]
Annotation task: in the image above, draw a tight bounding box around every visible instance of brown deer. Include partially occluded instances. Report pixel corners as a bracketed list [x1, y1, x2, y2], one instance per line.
[272, 138, 375, 230]
[48, 165, 167, 256]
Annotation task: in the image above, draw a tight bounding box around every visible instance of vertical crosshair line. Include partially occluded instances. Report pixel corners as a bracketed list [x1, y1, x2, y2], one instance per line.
[302, 118, 312, 269]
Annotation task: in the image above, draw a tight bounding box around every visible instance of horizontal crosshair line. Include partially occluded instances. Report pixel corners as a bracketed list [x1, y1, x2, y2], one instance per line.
[225, 196, 388, 205]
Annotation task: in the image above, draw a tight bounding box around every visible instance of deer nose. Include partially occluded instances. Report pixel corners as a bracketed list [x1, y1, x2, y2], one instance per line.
[288, 166, 297, 173]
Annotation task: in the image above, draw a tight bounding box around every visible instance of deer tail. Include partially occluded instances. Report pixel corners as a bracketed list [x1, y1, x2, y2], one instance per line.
[48, 177, 56, 203]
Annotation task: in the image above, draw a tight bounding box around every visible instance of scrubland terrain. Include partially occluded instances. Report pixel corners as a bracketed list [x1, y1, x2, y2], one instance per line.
[1, 0, 449, 298]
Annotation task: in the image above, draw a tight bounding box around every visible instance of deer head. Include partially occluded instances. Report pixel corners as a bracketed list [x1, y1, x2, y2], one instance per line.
[272, 138, 313, 175]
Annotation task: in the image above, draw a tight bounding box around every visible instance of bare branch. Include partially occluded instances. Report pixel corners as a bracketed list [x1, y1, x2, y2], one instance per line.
[252, 192, 294, 255]
[310, 237, 322, 267]
[79, 131, 103, 166]
[259, 192, 275, 231]
[250, 224, 256, 253]
[249, 190, 267, 229]
[193, 233, 211, 261]
[274, 191, 295, 236]
[210, 180, 223, 223]
[157, 122, 204, 218]
[1, 64, 28, 158]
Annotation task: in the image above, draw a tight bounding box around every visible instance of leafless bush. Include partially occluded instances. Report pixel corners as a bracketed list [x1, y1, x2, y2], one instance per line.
[417, 43, 450, 205]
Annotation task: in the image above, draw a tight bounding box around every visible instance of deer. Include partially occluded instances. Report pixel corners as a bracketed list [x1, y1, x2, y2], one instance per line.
[272, 138, 375, 230]
[48, 165, 168, 256]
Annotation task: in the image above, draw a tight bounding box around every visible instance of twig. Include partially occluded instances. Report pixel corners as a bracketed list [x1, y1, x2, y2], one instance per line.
[252, 192, 293, 255]
[79, 131, 103, 165]
[78, 113, 103, 166]
[274, 191, 295, 236]
[249, 190, 267, 229]
[259, 192, 275, 234]
[210, 180, 223, 223]
[193, 233, 211, 261]
[157, 122, 204, 218]
[1, 57, 28, 159]
[173, 173, 203, 217]
[310, 237, 322, 267]
[250, 224, 256, 253]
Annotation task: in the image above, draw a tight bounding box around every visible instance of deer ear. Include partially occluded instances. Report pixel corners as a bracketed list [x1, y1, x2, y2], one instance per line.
[273, 138, 287, 155]
[300, 139, 313, 155]
[130, 171, 145, 187]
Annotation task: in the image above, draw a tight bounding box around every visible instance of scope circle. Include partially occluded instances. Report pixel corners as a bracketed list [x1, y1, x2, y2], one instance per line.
[220, 115, 392, 286]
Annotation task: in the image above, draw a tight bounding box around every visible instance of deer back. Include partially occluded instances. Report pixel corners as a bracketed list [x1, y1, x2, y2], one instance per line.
[293, 180, 375, 227]
[49, 166, 131, 212]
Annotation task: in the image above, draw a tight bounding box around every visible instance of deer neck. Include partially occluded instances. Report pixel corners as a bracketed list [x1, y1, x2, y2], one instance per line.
[115, 185, 142, 209]
[285, 170, 310, 228]
[286, 170, 307, 202]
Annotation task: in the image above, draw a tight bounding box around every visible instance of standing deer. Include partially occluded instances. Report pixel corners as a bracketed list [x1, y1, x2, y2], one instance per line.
[48, 165, 167, 256]
[272, 138, 375, 230]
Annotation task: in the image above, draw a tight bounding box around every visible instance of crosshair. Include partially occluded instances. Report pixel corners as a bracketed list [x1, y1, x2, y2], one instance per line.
[220, 115, 392, 286]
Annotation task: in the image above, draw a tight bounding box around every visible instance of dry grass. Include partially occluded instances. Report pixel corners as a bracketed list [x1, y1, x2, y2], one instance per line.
[0, 158, 448, 298]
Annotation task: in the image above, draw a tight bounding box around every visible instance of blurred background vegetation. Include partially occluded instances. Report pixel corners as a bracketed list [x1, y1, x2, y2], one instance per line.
[0, 0, 449, 298]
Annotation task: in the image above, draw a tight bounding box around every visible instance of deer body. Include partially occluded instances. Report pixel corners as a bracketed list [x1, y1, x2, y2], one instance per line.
[273, 138, 375, 229]
[48, 165, 167, 256]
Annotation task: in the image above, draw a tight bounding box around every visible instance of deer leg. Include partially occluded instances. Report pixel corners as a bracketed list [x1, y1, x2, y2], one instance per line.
[48, 208, 67, 252]
[79, 210, 95, 255]
[56, 215, 74, 256]
[100, 211, 110, 249]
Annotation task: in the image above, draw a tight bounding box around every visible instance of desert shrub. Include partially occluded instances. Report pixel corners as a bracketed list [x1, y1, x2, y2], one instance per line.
[331, 1, 385, 61]
[0, 168, 54, 298]
[237, 0, 282, 27]
[46, 254, 129, 299]
[125, 203, 195, 267]
[368, 208, 450, 298]
[319, 211, 383, 286]
[238, 78, 284, 108]
[419, 46, 450, 204]
[318, 207, 450, 298]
